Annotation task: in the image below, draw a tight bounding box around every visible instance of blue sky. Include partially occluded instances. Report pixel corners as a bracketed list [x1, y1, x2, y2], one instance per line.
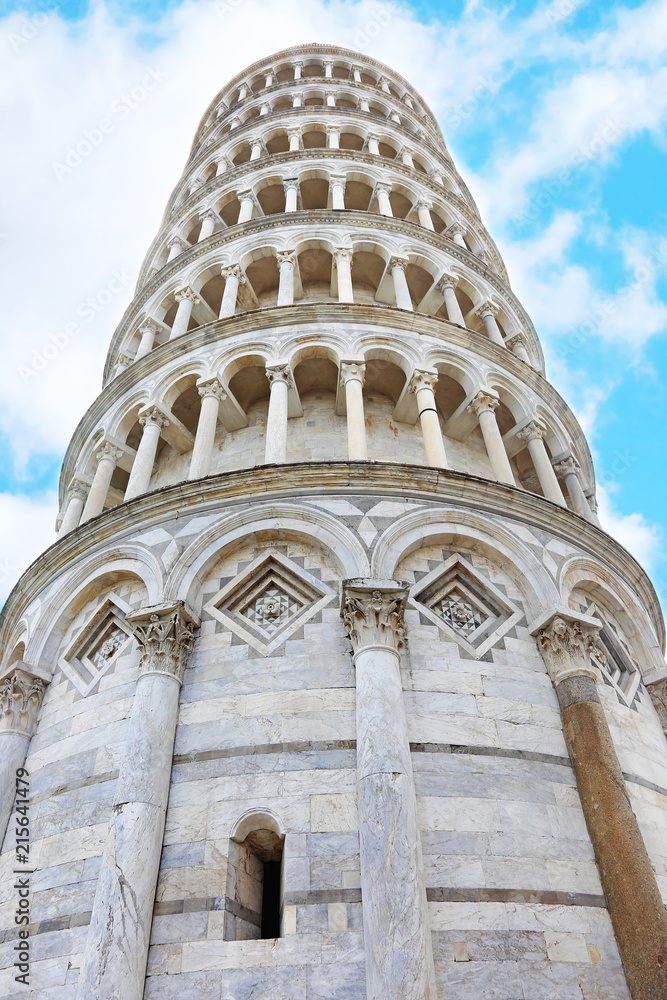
[0, 0, 665, 610]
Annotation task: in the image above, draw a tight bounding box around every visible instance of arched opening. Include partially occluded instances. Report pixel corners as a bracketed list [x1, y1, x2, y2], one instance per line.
[245, 256, 279, 308]
[298, 247, 333, 300]
[351, 251, 385, 305]
[219, 195, 241, 227]
[302, 129, 326, 149]
[339, 132, 364, 151]
[300, 178, 328, 209]
[257, 180, 287, 216]
[266, 133, 289, 154]
[232, 145, 251, 166]
[389, 190, 413, 220]
[378, 140, 397, 159]
[344, 180, 372, 211]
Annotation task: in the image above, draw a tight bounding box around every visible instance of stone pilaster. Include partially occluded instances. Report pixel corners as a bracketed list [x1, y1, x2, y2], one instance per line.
[342, 580, 436, 1000]
[532, 609, 667, 1000]
[0, 663, 50, 846]
[77, 603, 198, 1000]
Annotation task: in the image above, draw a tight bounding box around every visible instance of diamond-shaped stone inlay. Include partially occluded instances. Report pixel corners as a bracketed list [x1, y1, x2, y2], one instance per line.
[574, 596, 640, 705]
[409, 554, 523, 659]
[204, 552, 336, 656]
[58, 594, 135, 696]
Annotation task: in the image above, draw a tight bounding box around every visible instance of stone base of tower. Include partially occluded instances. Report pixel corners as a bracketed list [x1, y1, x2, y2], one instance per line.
[1, 463, 665, 999]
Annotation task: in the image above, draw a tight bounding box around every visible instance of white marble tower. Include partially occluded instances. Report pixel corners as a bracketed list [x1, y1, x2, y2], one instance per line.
[1, 44, 667, 1000]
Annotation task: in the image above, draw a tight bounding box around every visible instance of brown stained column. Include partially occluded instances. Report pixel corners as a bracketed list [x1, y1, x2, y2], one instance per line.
[532, 610, 667, 1000]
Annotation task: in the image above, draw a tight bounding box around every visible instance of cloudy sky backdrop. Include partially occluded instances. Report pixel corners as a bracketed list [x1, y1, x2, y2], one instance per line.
[0, 0, 665, 607]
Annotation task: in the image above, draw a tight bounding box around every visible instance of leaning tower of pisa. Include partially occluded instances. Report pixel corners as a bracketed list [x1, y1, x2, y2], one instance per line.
[2, 42, 667, 1000]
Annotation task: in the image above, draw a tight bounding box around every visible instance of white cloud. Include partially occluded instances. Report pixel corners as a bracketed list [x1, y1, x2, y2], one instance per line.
[597, 484, 664, 574]
[0, 492, 58, 604]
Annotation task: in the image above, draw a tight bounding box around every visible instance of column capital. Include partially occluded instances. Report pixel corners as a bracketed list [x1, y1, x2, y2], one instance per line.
[375, 180, 392, 196]
[188, 178, 204, 194]
[447, 222, 467, 237]
[265, 362, 293, 388]
[174, 286, 200, 305]
[197, 377, 226, 402]
[475, 299, 499, 319]
[138, 406, 170, 430]
[276, 249, 297, 266]
[126, 602, 198, 685]
[529, 609, 603, 686]
[282, 176, 299, 193]
[220, 263, 247, 284]
[339, 360, 366, 387]
[436, 272, 459, 293]
[167, 236, 190, 255]
[0, 663, 50, 736]
[323, 58, 335, 70]
[553, 456, 581, 478]
[334, 247, 354, 266]
[408, 367, 438, 394]
[237, 188, 258, 205]
[389, 255, 409, 273]
[114, 353, 134, 374]
[139, 318, 158, 336]
[467, 390, 500, 417]
[326, 124, 341, 135]
[366, 130, 381, 142]
[415, 197, 433, 211]
[505, 332, 526, 350]
[67, 477, 90, 501]
[198, 207, 218, 223]
[96, 441, 124, 465]
[330, 173, 346, 188]
[517, 419, 547, 444]
[341, 580, 408, 655]
[286, 126, 302, 139]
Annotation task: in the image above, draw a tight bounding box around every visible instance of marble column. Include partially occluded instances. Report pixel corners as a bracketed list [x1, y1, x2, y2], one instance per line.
[238, 83, 249, 100]
[189, 379, 226, 479]
[0, 663, 49, 847]
[409, 369, 448, 468]
[334, 248, 354, 302]
[430, 169, 444, 186]
[326, 92, 336, 108]
[125, 408, 169, 501]
[77, 604, 198, 1000]
[506, 333, 532, 365]
[467, 392, 515, 485]
[219, 265, 246, 318]
[323, 60, 334, 79]
[292, 61, 303, 79]
[534, 611, 667, 1000]
[401, 148, 414, 167]
[475, 302, 505, 347]
[330, 175, 346, 210]
[390, 257, 412, 311]
[448, 224, 468, 249]
[81, 443, 123, 523]
[327, 128, 340, 149]
[517, 421, 566, 507]
[292, 95, 302, 108]
[215, 157, 229, 177]
[416, 199, 434, 230]
[390, 111, 401, 124]
[264, 71, 274, 87]
[352, 65, 362, 83]
[379, 77, 391, 94]
[283, 178, 299, 213]
[437, 275, 465, 326]
[166, 236, 189, 262]
[340, 362, 367, 459]
[287, 128, 301, 152]
[237, 190, 256, 224]
[250, 139, 263, 161]
[135, 319, 157, 360]
[375, 182, 393, 217]
[341, 582, 436, 1000]
[367, 132, 380, 155]
[276, 251, 297, 306]
[58, 479, 89, 537]
[170, 287, 200, 340]
[264, 363, 292, 463]
[553, 457, 595, 521]
[259, 103, 269, 117]
[197, 209, 218, 242]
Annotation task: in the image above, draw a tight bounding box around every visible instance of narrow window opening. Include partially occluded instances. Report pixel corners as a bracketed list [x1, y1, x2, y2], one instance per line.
[261, 859, 282, 939]
[225, 825, 284, 940]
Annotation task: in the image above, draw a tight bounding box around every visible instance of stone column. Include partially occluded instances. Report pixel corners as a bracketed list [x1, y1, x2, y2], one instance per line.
[135, 319, 157, 360]
[323, 59, 334, 78]
[352, 65, 362, 83]
[409, 369, 448, 468]
[276, 251, 297, 306]
[327, 126, 340, 148]
[334, 248, 354, 303]
[292, 60, 303, 79]
[416, 199, 434, 230]
[341, 582, 436, 1000]
[553, 457, 595, 521]
[375, 182, 393, 217]
[259, 103, 269, 117]
[437, 275, 465, 326]
[367, 133, 380, 155]
[534, 611, 667, 1000]
[340, 362, 367, 459]
[448, 224, 468, 249]
[401, 148, 414, 168]
[430, 169, 444, 186]
[330, 174, 346, 210]
[359, 97, 371, 113]
[264, 363, 292, 463]
[238, 83, 249, 100]
[506, 333, 532, 365]
[58, 479, 89, 537]
[390, 257, 412, 311]
[237, 190, 256, 223]
[215, 157, 228, 176]
[197, 209, 218, 242]
[475, 301, 505, 347]
[166, 236, 189, 262]
[517, 421, 566, 507]
[189, 379, 226, 479]
[77, 604, 198, 1000]
[287, 128, 301, 152]
[390, 111, 401, 124]
[283, 178, 299, 213]
[326, 92, 336, 108]
[467, 392, 515, 485]
[81, 443, 123, 523]
[0, 663, 49, 847]
[292, 94, 302, 108]
[379, 77, 391, 94]
[264, 71, 274, 87]
[125, 408, 169, 501]
[219, 265, 246, 318]
[170, 287, 199, 340]
[250, 139, 263, 160]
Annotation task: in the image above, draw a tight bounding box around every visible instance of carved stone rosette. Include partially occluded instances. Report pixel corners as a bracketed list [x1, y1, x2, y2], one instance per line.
[128, 605, 197, 684]
[0, 666, 47, 736]
[342, 580, 408, 653]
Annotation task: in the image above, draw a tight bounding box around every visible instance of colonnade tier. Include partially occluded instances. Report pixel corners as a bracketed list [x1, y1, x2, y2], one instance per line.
[139, 146, 504, 289]
[59, 320, 597, 537]
[112, 217, 535, 378]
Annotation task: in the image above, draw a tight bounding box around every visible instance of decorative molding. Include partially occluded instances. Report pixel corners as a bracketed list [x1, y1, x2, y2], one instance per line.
[341, 580, 408, 654]
[127, 603, 198, 684]
[0, 665, 49, 736]
[530, 609, 603, 686]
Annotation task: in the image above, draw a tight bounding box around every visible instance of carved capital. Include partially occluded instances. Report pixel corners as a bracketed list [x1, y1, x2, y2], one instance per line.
[330, 173, 346, 189]
[0, 665, 49, 736]
[334, 247, 354, 267]
[139, 318, 158, 336]
[67, 478, 89, 502]
[282, 177, 299, 193]
[96, 441, 124, 466]
[341, 581, 408, 655]
[517, 419, 547, 444]
[389, 255, 409, 273]
[436, 273, 458, 293]
[139, 406, 170, 431]
[505, 333, 526, 350]
[220, 264, 247, 284]
[648, 678, 667, 737]
[286, 127, 302, 140]
[447, 222, 467, 238]
[416, 198, 433, 211]
[265, 363, 293, 388]
[530, 611, 602, 686]
[175, 286, 200, 305]
[127, 604, 198, 685]
[326, 125, 341, 136]
[198, 208, 219, 223]
[467, 391, 499, 417]
[339, 361, 365, 387]
[409, 368, 438, 394]
[276, 250, 297, 267]
[475, 300, 498, 319]
[237, 188, 257, 205]
[553, 456, 581, 479]
[375, 181, 392, 197]
[197, 377, 226, 402]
